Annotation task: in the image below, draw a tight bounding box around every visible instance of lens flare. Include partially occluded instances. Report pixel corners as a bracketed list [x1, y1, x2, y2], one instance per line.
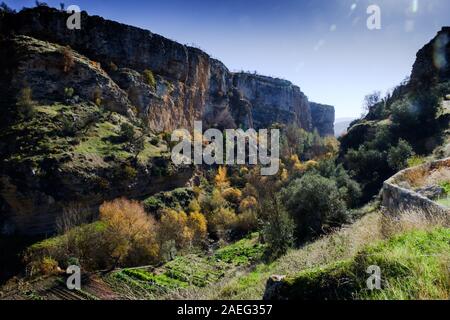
[433, 33, 449, 70]
[411, 0, 419, 13]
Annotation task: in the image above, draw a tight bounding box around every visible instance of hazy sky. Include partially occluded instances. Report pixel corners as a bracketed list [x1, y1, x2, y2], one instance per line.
[7, 0, 450, 118]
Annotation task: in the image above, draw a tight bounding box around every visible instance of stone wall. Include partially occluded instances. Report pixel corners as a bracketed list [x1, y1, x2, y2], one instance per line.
[382, 158, 450, 216]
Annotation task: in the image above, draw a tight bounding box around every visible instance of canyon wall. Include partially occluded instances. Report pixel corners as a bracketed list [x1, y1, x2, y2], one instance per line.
[310, 102, 335, 136]
[0, 6, 331, 132]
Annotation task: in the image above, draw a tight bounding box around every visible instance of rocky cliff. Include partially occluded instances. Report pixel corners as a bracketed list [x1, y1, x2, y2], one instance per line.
[310, 102, 335, 136]
[0, 6, 333, 236]
[410, 27, 450, 87]
[0, 6, 330, 132]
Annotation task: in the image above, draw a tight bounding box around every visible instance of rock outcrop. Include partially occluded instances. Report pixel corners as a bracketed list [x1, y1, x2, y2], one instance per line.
[310, 102, 335, 136]
[410, 27, 450, 87]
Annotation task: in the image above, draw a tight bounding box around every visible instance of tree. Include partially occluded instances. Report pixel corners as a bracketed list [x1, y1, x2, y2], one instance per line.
[387, 139, 414, 171]
[282, 173, 348, 242]
[99, 198, 159, 267]
[159, 209, 190, 249]
[120, 123, 135, 142]
[214, 166, 230, 190]
[363, 91, 382, 114]
[0, 2, 15, 13]
[187, 212, 208, 246]
[262, 197, 295, 260]
[208, 207, 237, 240]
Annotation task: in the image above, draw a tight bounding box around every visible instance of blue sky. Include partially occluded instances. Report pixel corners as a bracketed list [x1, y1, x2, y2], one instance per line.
[6, 0, 450, 118]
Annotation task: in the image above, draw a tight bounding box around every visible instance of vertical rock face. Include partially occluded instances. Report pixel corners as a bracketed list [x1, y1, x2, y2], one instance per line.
[310, 102, 335, 136]
[233, 73, 312, 130]
[410, 27, 450, 86]
[0, 6, 328, 133]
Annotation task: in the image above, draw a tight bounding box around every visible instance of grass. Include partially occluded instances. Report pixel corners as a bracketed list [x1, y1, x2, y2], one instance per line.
[276, 228, 449, 300]
[175, 207, 449, 300]
[175, 211, 382, 300]
[437, 181, 450, 207]
[407, 155, 427, 168]
[437, 197, 450, 207]
[74, 121, 130, 159]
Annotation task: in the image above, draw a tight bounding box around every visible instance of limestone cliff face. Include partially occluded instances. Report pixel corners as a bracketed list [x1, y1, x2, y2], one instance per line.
[233, 73, 312, 130]
[0, 6, 322, 132]
[310, 102, 335, 136]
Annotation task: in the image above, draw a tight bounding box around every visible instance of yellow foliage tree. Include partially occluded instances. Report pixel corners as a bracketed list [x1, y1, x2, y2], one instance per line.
[187, 211, 208, 245]
[159, 209, 190, 249]
[222, 187, 242, 205]
[214, 166, 230, 190]
[99, 198, 159, 267]
[208, 207, 237, 239]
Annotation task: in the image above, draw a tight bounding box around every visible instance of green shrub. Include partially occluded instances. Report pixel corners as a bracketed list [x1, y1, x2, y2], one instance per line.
[387, 139, 414, 171]
[143, 69, 156, 89]
[407, 155, 427, 168]
[120, 123, 135, 142]
[64, 87, 74, 99]
[143, 188, 195, 213]
[440, 181, 450, 195]
[261, 198, 295, 260]
[282, 173, 348, 242]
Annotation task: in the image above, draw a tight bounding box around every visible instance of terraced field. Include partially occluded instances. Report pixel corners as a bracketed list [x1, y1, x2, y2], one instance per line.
[1, 234, 266, 300]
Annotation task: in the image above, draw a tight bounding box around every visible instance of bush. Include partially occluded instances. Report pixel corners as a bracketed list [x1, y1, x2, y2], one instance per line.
[16, 87, 36, 118]
[261, 197, 295, 260]
[387, 139, 414, 171]
[143, 69, 156, 89]
[208, 207, 237, 240]
[282, 173, 348, 242]
[28, 257, 60, 276]
[64, 87, 74, 99]
[120, 123, 135, 142]
[222, 187, 242, 206]
[407, 155, 427, 168]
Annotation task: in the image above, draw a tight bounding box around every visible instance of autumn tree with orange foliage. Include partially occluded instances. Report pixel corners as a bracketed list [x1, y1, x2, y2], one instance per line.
[99, 198, 159, 267]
